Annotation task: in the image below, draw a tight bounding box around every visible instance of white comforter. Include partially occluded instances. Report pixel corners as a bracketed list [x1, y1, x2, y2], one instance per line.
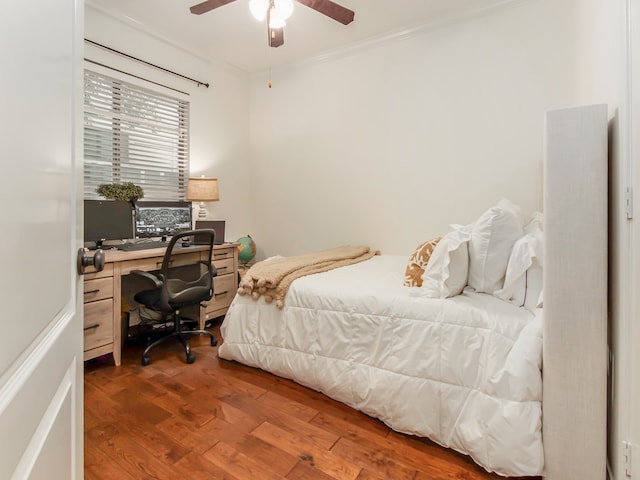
[218, 255, 543, 476]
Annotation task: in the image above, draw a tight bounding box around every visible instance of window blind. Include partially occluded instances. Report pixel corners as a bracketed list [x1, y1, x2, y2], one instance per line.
[83, 70, 189, 201]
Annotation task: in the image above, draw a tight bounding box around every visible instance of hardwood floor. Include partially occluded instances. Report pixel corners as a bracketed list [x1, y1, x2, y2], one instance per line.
[84, 323, 540, 480]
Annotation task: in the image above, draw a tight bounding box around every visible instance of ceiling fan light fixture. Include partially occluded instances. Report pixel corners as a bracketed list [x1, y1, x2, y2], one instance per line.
[249, 0, 269, 21]
[252, 0, 293, 26]
[274, 0, 293, 19]
[268, 8, 286, 28]
[190, 0, 355, 50]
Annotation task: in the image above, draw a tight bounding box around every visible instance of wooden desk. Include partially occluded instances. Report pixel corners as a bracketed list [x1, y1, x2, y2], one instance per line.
[82, 243, 238, 365]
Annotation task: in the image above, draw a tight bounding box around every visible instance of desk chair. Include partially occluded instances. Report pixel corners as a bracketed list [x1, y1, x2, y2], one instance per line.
[131, 229, 217, 366]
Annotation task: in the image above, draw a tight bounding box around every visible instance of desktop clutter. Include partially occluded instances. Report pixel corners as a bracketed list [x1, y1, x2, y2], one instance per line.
[84, 199, 228, 251]
[86, 182, 226, 250]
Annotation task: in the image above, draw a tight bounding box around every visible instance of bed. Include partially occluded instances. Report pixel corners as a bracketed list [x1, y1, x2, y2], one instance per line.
[218, 104, 608, 479]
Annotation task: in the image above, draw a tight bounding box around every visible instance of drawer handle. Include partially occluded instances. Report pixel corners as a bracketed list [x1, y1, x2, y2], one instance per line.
[214, 291, 228, 297]
[84, 323, 101, 332]
[84, 289, 100, 295]
[213, 253, 228, 258]
[217, 266, 228, 272]
[156, 260, 174, 267]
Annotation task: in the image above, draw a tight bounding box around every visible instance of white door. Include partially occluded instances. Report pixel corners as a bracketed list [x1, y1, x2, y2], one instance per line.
[0, 1, 84, 479]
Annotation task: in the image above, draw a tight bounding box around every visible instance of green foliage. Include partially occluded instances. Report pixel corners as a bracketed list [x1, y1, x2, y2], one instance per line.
[96, 182, 144, 201]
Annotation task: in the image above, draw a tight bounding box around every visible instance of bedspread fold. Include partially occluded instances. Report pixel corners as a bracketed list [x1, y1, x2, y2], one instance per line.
[237, 245, 378, 308]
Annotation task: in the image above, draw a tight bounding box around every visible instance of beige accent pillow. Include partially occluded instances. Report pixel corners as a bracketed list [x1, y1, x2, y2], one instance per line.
[403, 237, 441, 287]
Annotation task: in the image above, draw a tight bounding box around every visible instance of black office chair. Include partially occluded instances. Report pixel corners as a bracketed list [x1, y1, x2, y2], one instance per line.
[131, 229, 217, 366]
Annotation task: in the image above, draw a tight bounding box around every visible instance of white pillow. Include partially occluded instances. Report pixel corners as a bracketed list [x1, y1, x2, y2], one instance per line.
[495, 221, 544, 310]
[417, 225, 471, 299]
[527, 211, 543, 232]
[467, 199, 525, 294]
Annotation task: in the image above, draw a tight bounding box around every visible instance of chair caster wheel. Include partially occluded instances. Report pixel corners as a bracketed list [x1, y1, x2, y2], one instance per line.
[141, 355, 150, 366]
[186, 352, 195, 364]
[211, 337, 218, 346]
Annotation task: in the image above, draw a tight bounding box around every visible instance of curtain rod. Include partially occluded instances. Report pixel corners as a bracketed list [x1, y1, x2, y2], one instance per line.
[84, 39, 210, 89]
[85, 59, 190, 96]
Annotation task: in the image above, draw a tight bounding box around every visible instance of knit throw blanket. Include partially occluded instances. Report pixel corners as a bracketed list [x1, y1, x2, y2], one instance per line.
[237, 245, 379, 308]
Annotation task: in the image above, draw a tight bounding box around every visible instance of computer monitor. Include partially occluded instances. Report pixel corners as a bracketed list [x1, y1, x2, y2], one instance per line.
[84, 200, 134, 247]
[194, 220, 225, 245]
[135, 201, 192, 238]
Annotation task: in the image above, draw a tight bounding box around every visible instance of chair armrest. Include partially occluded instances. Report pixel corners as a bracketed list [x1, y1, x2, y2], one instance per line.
[130, 269, 163, 289]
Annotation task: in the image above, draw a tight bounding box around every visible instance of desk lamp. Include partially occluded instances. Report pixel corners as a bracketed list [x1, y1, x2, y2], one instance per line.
[186, 177, 219, 219]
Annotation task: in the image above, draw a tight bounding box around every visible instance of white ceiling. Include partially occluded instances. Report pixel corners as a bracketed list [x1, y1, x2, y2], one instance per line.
[86, 0, 509, 73]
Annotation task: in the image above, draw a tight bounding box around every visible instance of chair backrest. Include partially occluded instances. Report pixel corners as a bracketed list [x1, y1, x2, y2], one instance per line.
[159, 229, 216, 310]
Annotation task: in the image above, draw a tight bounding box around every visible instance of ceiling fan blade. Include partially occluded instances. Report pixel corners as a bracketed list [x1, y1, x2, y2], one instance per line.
[295, 0, 355, 25]
[269, 26, 285, 48]
[190, 0, 236, 15]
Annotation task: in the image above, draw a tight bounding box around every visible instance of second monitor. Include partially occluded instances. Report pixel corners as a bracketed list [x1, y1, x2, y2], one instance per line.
[135, 201, 192, 238]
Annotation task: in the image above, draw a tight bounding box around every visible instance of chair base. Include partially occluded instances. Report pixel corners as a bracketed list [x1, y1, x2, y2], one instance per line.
[141, 320, 217, 366]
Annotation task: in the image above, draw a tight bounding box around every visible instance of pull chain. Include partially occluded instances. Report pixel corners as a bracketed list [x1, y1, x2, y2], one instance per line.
[268, 41, 273, 88]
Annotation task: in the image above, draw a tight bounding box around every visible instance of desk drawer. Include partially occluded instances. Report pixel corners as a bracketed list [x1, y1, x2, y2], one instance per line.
[205, 274, 237, 314]
[84, 298, 113, 351]
[213, 258, 234, 277]
[84, 263, 114, 280]
[84, 277, 113, 302]
[212, 247, 235, 261]
[120, 252, 202, 275]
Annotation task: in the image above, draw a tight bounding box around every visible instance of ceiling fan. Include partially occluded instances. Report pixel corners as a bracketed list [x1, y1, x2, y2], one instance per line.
[189, 0, 355, 48]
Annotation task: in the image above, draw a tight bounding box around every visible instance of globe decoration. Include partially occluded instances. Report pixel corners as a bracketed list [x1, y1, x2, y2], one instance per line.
[236, 235, 256, 266]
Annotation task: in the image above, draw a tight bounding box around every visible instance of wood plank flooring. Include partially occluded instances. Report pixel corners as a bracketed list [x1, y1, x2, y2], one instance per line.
[84, 323, 541, 480]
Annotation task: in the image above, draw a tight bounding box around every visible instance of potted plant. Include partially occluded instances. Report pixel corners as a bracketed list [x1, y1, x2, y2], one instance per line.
[96, 182, 144, 205]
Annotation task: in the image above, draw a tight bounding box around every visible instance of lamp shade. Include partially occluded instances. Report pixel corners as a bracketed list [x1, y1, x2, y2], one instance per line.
[186, 177, 220, 202]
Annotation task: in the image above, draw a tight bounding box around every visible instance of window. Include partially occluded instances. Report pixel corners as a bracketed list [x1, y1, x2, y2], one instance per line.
[83, 70, 189, 201]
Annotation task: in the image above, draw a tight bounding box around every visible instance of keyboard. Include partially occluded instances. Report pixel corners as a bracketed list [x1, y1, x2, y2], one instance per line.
[116, 241, 167, 251]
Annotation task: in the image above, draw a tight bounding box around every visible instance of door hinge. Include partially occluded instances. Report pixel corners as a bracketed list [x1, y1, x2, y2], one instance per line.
[624, 441, 632, 477]
[625, 187, 633, 219]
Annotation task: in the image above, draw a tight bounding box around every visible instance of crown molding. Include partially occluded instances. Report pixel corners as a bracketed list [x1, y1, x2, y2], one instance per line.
[85, 2, 248, 77]
[257, 0, 529, 77]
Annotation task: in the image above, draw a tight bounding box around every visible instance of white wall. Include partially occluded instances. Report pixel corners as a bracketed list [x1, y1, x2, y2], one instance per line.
[248, 0, 577, 258]
[85, 6, 253, 242]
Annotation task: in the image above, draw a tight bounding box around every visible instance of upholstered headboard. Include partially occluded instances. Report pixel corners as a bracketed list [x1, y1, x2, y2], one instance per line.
[543, 104, 608, 479]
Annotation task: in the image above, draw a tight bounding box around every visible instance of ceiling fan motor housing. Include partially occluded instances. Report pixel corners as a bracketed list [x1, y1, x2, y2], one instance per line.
[190, 0, 355, 47]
